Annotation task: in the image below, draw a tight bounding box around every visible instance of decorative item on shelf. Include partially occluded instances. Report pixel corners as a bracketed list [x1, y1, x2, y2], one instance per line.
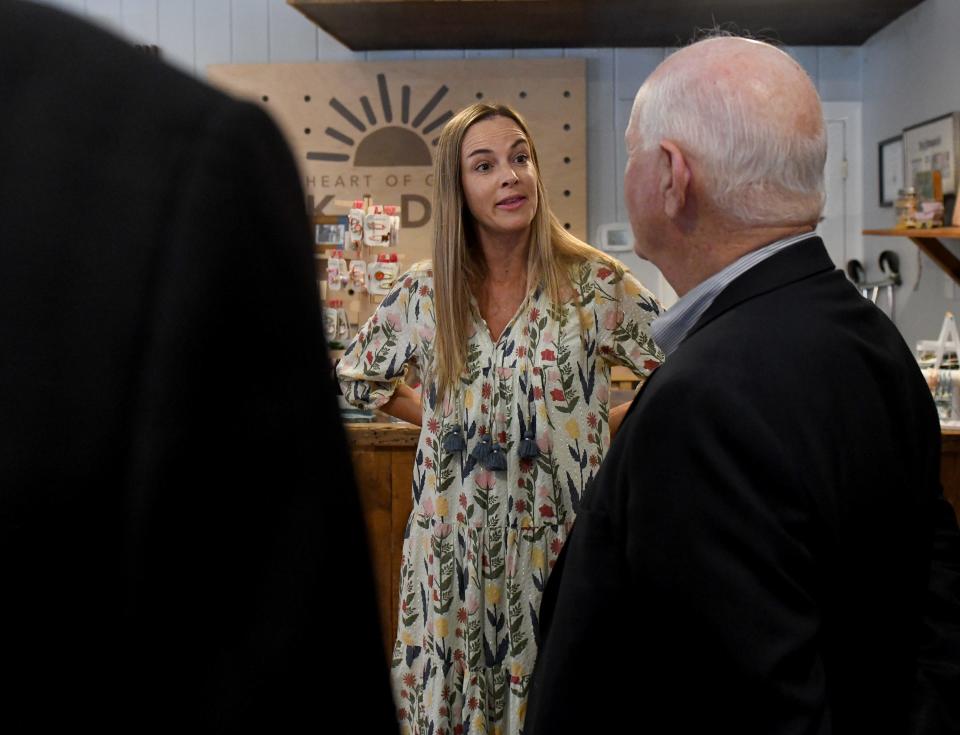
[917, 318, 959, 370]
[336, 301, 350, 342]
[903, 112, 960, 197]
[364, 205, 392, 247]
[326, 249, 347, 291]
[323, 298, 351, 344]
[331, 196, 405, 307]
[878, 135, 904, 208]
[894, 187, 918, 228]
[368, 253, 399, 295]
[342, 197, 401, 249]
[315, 219, 347, 247]
[323, 299, 339, 341]
[919, 311, 960, 425]
[347, 199, 365, 250]
[384, 205, 400, 246]
[914, 169, 945, 228]
[915, 168, 944, 202]
[916, 200, 945, 228]
[348, 259, 367, 293]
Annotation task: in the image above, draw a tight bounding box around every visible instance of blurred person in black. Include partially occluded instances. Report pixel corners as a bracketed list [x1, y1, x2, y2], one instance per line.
[0, 1, 395, 731]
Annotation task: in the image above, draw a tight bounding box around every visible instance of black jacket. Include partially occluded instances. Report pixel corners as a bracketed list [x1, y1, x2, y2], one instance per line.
[0, 2, 395, 731]
[526, 237, 960, 734]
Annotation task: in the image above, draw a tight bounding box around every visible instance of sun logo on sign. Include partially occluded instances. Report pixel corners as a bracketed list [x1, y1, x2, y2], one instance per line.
[308, 73, 453, 167]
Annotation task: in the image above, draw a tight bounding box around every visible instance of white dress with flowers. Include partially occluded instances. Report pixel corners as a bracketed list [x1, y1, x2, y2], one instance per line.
[337, 257, 662, 735]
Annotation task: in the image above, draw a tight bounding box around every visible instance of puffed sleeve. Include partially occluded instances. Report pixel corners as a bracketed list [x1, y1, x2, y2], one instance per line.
[594, 262, 664, 376]
[336, 264, 433, 409]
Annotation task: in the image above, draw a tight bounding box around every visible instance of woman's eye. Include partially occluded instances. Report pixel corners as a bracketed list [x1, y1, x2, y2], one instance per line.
[515, 153, 530, 164]
[475, 162, 491, 172]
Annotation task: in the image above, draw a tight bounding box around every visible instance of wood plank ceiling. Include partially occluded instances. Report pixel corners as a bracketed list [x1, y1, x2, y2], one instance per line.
[289, 0, 924, 50]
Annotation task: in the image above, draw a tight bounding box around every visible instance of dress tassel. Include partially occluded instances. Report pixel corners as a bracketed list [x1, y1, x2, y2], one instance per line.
[442, 425, 466, 453]
[517, 430, 540, 459]
[484, 441, 508, 471]
[470, 433, 492, 464]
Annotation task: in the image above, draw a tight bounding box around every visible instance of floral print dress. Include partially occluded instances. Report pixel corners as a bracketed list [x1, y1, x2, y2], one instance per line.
[337, 257, 662, 735]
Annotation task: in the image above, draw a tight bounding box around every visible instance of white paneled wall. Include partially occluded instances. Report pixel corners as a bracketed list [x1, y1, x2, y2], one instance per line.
[861, 0, 960, 347]
[36, 0, 862, 301]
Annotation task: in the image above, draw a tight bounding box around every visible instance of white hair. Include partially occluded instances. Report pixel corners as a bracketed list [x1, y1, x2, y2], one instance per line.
[629, 47, 827, 226]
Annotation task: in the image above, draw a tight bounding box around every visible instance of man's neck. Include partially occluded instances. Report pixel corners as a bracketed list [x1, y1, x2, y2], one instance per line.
[665, 223, 816, 297]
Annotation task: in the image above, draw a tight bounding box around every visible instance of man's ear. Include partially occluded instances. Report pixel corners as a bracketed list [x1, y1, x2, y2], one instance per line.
[659, 140, 690, 219]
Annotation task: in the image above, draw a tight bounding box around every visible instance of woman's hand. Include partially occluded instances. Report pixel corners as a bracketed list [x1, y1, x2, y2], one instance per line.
[380, 382, 423, 426]
[609, 401, 631, 441]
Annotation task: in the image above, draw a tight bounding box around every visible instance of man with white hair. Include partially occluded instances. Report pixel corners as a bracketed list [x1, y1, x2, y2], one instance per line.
[525, 37, 960, 734]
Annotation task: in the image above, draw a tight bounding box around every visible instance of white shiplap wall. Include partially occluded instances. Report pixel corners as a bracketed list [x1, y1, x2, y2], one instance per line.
[37, 0, 862, 295]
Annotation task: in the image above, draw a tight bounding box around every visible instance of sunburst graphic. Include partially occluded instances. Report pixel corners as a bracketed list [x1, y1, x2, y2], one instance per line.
[307, 73, 453, 167]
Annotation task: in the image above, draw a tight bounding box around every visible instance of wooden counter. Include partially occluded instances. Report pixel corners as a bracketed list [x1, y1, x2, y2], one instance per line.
[345, 422, 419, 658]
[350, 422, 960, 657]
[939, 429, 960, 523]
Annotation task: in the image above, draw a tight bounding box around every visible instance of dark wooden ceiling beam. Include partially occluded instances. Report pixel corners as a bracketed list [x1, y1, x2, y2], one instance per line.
[289, 0, 924, 50]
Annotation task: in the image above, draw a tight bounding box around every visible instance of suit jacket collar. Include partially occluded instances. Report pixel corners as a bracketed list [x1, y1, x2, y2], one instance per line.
[624, 235, 833, 424]
[685, 235, 834, 343]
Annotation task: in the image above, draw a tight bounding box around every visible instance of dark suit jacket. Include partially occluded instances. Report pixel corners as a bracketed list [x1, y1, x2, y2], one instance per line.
[0, 2, 395, 731]
[526, 237, 960, 734]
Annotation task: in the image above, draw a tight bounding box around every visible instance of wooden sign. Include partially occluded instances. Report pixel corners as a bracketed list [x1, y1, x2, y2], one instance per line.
[208, 58, 586, 271]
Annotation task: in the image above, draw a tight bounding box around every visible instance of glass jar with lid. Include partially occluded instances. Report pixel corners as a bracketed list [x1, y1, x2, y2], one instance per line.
[895, 187, 918, 228]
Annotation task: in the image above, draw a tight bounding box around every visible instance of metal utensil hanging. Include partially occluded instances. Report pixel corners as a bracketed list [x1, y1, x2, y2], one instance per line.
[845, 250, 901, 321]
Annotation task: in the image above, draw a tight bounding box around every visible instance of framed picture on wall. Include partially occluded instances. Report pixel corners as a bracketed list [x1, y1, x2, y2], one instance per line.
[903, 112, 960, 196]
[878, 135, 904, 207]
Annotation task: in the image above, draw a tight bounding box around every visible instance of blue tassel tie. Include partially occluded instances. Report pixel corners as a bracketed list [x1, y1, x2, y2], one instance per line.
[518, 412, 539, 458]
[470, 434, 492, 465]
[442, 424, 466, 453]
[517, 430, 540, 459]
[484, 441, 508, 471]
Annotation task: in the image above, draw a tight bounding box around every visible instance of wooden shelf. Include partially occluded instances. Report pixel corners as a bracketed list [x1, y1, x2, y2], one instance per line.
[863, 228, 960, 237]
[863, 228, 960, 286]
[288, 0, 924, 51]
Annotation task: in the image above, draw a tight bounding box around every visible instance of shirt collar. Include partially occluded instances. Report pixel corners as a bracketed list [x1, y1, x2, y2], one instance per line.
[650, 231, 816, 356]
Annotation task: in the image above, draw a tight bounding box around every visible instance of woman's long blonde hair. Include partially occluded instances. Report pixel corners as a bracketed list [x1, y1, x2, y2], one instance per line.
[431, 103, 617, 401]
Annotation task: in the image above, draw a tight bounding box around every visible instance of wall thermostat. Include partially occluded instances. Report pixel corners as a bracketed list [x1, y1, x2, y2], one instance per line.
[596, 222, 634, 253]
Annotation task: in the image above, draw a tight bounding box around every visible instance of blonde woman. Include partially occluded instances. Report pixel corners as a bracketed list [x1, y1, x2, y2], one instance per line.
[337, 103, 662, 735]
